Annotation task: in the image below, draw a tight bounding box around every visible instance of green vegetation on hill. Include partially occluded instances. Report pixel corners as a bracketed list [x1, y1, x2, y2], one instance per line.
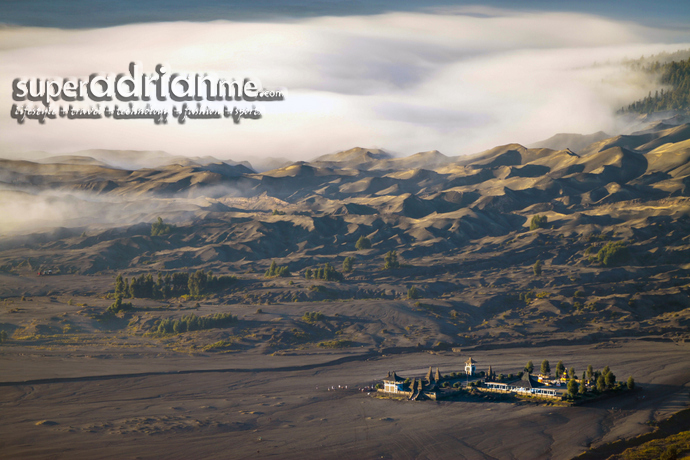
[151, 217, 175, 236]
[613, 431, 690, 460]
[342, 256, 355, 273]
[621, 58, 690, 114]
[305, 263, 342, 281]
[265, 260, 291, 278]
[116, 270, 236, 299]
[597, 241, 630, 267]
[187, 270, 234, 296]
[106, 296, 133, 315]
[302, 311, 324, 323]
[384, 250, 400, 270]
[317, 263, 342, 281]
[318, 339, 353, 348]
[407, 286, 420, 299]
[530, 215, 548, 230]
[533, 260, 542, 276]
[155, 312, 237, 335]
[355, 236, 371, 250]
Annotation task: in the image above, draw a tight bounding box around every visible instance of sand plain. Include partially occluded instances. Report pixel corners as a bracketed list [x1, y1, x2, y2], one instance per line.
[1, 339, 688, 459]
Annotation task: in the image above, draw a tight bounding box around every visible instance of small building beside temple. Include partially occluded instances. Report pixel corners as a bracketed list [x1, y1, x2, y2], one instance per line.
[379, 366, 443, 400]
[465, 357, 477, 376]
[485, 372, 559, 398]
[382, 371, 405, 394]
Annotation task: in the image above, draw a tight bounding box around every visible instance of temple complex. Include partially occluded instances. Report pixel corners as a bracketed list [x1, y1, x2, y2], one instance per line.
[378, 356, 567, 401]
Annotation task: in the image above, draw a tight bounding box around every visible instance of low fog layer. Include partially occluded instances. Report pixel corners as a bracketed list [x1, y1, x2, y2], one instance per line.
[0, 188, 212, 235]
[1, 9, 689, 162]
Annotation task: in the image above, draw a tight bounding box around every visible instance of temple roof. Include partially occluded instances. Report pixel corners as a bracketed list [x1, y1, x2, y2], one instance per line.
[383, 371, 405, 383]
[466, 357, 477, 365]
[511, 373, 539, 390]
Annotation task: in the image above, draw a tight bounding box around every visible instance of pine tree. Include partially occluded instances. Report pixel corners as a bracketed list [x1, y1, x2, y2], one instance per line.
[525, 361, 534, 374]
[533, 260, 542, 276]
[156, 273, 164, 298]
[312, 263, 342, 281]
[605, 372, 616, 388]
[265, 260, 278, 278]
[530, 215, 548, 230]
[145, 273, 155, 298]
[115, 274, 125, 297]
[621, 56, 690, 114]
[384, 251, 400, 270]
[555, 361, 565, 377]
[129, 277, 138, 298]
[596, 374, 606, 392]
[567, 379, 579, 397]
[342, 256, 355, 273]
[151, 217, 174, 236]
[540, 360, 550, 375]
[355, 236, 371, 250]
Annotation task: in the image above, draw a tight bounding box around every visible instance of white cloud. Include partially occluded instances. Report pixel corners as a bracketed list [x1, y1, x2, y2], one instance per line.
[0, 11, 689, 163]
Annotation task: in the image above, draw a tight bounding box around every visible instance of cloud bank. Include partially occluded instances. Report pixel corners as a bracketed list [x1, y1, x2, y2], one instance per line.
[1, 10, 689, 162]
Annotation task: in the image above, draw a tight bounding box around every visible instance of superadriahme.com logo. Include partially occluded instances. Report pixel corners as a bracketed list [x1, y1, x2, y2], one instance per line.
[11, 62, 285, 124]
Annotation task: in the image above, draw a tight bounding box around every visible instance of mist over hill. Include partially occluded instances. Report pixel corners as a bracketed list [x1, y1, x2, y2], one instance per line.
[2, 115, 690, 266]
